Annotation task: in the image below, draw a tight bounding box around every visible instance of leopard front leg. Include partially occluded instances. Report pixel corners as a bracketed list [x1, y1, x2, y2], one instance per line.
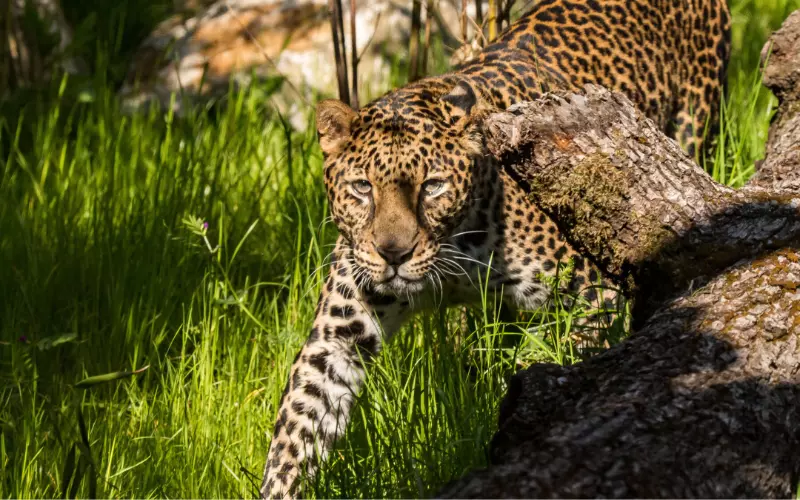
[260, 237, 410, 499]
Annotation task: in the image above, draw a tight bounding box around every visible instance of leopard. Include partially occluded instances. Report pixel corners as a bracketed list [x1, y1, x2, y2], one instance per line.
[261, 0, 731, 497]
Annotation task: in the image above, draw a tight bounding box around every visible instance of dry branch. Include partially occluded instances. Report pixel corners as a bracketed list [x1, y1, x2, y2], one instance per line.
[438, 10, 800, 498]
[328, 0, 350, 105]
[409, 0, 423, 82]
[460, 0, 468, 43]
[349, 0, 359, 109]
[422, 0, 434, 75]
[487, 0, 497, 41]
[498, 0, 515, 32]
[474, 0, 483, 33]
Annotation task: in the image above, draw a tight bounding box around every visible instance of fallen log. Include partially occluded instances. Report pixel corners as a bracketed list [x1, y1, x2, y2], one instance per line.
[440, 249, 800, 498]
[438, 10, 800, 499]
[485, 84, 800, 323]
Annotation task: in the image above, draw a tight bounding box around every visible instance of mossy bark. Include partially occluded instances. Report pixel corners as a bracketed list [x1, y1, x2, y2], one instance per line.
[486, 84, 800, 320]
[438, 10, 800, 498]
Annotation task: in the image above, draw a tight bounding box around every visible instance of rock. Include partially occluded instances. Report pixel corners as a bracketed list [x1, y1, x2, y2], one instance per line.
[120, 0, 485, 128]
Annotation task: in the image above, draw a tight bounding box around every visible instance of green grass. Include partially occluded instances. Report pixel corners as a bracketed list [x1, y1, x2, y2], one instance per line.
[2, 0, 799, 497]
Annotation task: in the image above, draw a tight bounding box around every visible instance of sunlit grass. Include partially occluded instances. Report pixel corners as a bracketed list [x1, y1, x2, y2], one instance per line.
[2, 0, 799, 497]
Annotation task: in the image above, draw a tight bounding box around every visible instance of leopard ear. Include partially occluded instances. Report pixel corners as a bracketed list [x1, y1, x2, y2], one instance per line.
[440, 80, 478, 125]
[316, 99, 358, 156]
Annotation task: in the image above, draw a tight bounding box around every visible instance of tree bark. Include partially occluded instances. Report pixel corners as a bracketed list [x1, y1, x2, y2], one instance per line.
[438, 10, 800, 499]
[749, 10, 800, 191]
[485, 85, 800, 322]
[440, 250, 800, 498]
[1, 0, 87, 96]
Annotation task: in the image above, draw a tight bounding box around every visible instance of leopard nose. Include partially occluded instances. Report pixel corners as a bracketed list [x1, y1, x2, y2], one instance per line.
[374, 242, 415, 266]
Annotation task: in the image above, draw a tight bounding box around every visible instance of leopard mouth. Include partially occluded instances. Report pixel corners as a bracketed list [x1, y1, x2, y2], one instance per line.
[353, 252, 429, 296]
[375, 274, 426, 296]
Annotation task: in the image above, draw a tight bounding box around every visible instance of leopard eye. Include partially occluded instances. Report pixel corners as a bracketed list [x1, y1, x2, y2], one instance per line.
[351, 180, 372, 195]
[422, 179, 447, 197]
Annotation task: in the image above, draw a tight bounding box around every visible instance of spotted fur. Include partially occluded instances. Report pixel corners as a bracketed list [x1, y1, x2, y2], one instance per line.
[261, 0, 730, 497]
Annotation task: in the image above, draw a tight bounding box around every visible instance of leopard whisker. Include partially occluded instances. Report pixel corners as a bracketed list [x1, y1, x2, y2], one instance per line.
[425, 273, 443, 308]
[436, 257, 469, 277]
[428, 262, 446, 287]
[448, 230, 488, 240]
[304, 250, 349, 299]
[316, 216, 336, 233]
[429, 261, 451, 280]
[436, 256, 478, 290]
[432, 269, 445, 308]
[441, 250, 498, 273]
[353, 267, 370, 289]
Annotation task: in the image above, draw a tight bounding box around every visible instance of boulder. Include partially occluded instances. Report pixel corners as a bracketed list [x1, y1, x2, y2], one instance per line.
[120, 0, 484, 128]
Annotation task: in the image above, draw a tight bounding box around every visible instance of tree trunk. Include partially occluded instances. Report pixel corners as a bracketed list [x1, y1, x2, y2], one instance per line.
[749, 10, 800, 191]
[438, 10, 800, 499]
[1, 0, 87, 97]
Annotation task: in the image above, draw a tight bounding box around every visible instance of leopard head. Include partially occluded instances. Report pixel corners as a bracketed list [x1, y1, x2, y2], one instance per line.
[317, 80, 487, 296]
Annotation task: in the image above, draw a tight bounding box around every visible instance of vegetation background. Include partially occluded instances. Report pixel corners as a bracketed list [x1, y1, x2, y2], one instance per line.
[2, 0, 800, 497]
